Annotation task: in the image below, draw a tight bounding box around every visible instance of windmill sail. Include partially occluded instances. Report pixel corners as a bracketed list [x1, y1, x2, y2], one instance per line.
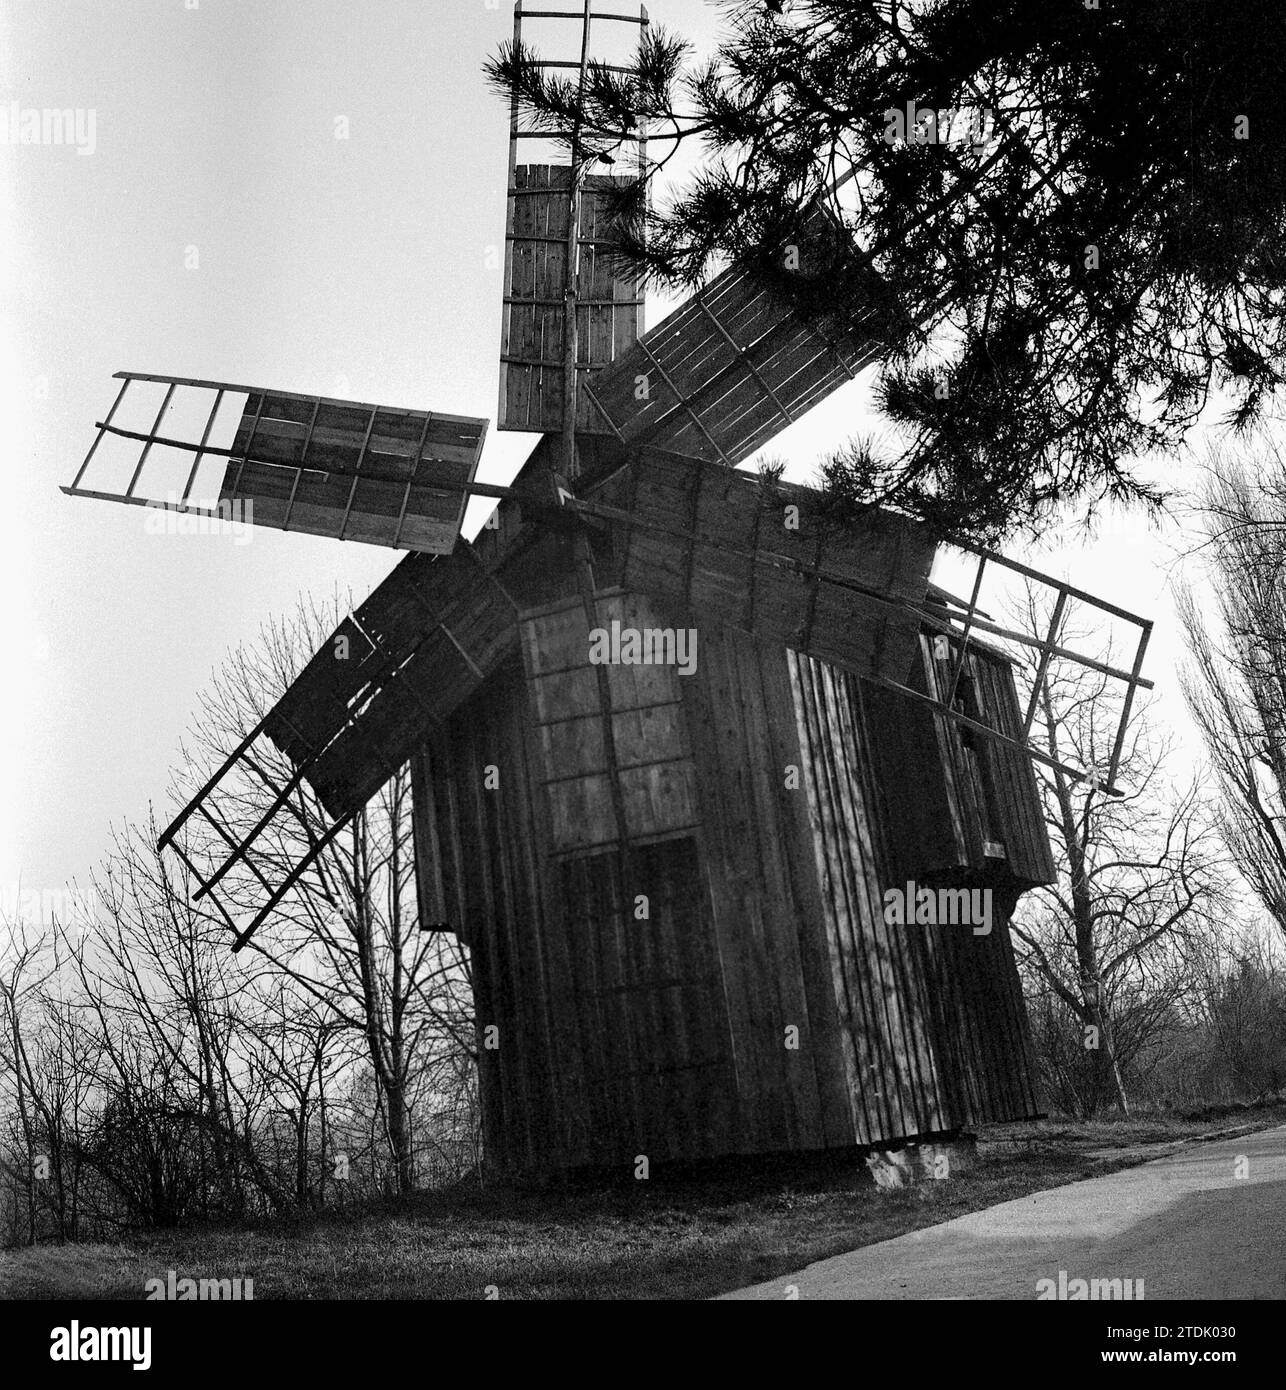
[63, 373, 489, 554]
[495, 0, 650, 443]
[157, 538, 519, 949]
[583, 212, 893, 468]
[500, 166, 646, 435]
[279, 548, 519, 819]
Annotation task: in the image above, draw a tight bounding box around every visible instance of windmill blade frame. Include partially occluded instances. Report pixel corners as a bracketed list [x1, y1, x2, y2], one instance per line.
[62, 372, 495, 554]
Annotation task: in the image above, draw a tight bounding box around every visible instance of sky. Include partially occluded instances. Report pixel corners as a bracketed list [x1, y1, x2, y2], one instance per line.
[2, 0, 1217, 907]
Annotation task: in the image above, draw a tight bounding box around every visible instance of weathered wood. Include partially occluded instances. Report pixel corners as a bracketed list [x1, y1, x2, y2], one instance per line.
[245, 447, 1051, 1171]
[590, 451, 935, 686]
[522, 589, 698, 852]
[499, 166, 645, 434]
[786, 648, 1042, 1135]
[218, 391, 486, 554]
[260, 544, 518, 819]
[585, 215, 893, 466]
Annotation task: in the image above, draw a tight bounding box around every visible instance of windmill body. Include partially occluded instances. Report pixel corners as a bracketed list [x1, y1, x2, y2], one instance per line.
[63, 3, 1156, 1177]
[398, 449, 1055, 1171]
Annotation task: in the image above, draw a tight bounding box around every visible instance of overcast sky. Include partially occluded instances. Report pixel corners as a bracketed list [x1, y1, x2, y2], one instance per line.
[3, 0, 1216, 905]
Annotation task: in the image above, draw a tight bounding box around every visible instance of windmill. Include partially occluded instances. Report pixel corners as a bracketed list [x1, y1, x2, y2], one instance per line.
[64, 2, 1153, 1173]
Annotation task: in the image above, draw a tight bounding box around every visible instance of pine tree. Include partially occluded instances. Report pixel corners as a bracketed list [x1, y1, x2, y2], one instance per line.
[488, 0, 1286, 540]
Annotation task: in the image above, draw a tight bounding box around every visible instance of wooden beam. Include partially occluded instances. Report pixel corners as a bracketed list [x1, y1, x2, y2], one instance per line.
[520, 59, 634, 73]
[634, 339, 733, 466]
[949, 537, 1153, 629]
[157, 709, 275, 850]
[70, 377, 129, 490]
[517, 8, 647, 21]
[943, 555, 987, 710]
[1021, 588, 1069, 738]
[504, 296, 645, 308]
[192, 760, 312, 902]
[393, 410, 437, 548]
[281, 396, 322, 532]
[179, 388, 225, 506]
[124, 381, 175, 498]
[864, 673, 1123, 796]
[1106, 623, 1154, 787]
[337, 406, 380, 540]
[228, 390, 266, 499]
[232, 813, 356, 952]
[89, 423, 519, 499]
[695, 295, 794, 428]
[110, 372, 483, 426]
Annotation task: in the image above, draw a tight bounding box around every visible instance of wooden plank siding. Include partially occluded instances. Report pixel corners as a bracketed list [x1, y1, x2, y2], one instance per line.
[517, 589, 739, 1163]
[786, 648, 1041, 1135]
[520, 590, 700, 852]
[866, 633, 1057, 886]
[787, 649, 947, 1141]
[410, 593, 1043, 1173]
[681, 622, 856, 1154]
[912, 885, 1042, 1124]
[417, 665, 563, 1167]
[964, 643, 1058, 885]
[419, 642, 739, 1171]
[601, 450, 937, 687]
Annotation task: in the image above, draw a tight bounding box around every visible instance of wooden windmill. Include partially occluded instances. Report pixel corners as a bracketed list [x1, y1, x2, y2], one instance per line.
[64, 2, 1153, 1173]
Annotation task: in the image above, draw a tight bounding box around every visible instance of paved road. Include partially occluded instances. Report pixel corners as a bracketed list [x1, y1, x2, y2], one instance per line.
[722, 1124, 1286, 1300]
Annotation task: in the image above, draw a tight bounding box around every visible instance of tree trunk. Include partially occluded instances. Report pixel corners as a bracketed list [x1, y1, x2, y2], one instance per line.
[1044, 686, 1131, 1116]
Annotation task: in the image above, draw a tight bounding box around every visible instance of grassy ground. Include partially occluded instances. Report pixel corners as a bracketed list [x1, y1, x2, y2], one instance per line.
[3, 1102, 1283, 1301]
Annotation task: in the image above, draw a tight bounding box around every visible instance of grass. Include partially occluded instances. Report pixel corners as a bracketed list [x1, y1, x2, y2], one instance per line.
[3, 1102, 1283, 1301]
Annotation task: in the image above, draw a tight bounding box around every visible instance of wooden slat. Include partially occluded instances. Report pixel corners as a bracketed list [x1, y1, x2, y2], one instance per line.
[681, 628, 788, 1152]
[212, 390, 487, 554]
[585, 211, 893, 466]
[602, 452, 935, 686]
[260, 545, 519, 819]
[499, 166, 645, 433]
[521, 589, 698, 853]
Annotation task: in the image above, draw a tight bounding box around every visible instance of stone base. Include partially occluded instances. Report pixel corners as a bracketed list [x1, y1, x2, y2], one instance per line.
[865, 1134, 977, 1188]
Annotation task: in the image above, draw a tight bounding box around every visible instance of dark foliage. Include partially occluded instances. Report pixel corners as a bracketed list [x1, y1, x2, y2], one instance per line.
[487, 0, 1286, 539]
[79, 1084, 286, 1228]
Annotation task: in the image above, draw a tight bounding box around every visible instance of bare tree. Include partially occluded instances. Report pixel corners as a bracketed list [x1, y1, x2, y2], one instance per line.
[1, 597, 481, 1238]
[0, 919, 53, 1244]
[1010, 595, 1228, 1116]
[64, 823, 292, 1224]
[170, 597, 476, 1196]
[1189, 930, 1286, 1102]
[1180, 442, 1286, 938]
[0, 916, 99, 1243]
[243, 985, 345, 1207]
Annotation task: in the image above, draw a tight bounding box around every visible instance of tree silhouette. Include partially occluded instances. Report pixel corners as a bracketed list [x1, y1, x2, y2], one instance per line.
[489, 0, 1286, 538]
